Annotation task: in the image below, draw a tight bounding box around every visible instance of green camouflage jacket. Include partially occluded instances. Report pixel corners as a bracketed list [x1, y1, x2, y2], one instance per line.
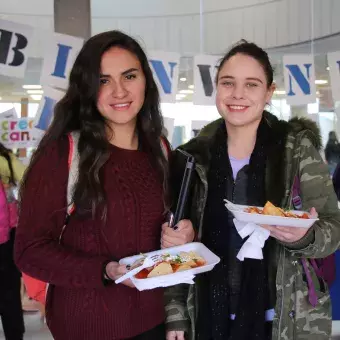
[165, 112, 340, 340]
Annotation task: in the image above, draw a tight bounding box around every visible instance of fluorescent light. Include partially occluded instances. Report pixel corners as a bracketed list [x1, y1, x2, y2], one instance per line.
[326, 67, 330, 71]
[179, 89, 194, 94]
[315, 80, 328, 85]
[274, 90, 286, 95]
[23, 85, 42, 89]
[176, 94, 187, 100]
[188, 85, 194, 89]
[26, 90, 43, 94]
[30, 95, 42, 100]
[180, 77, 187, 82]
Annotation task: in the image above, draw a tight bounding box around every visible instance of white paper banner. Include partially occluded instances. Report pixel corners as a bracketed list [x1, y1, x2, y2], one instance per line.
[148, 51, 180, 104]
[283, 54, 317, 106]
[163, 117, 175, 144]
[191, 120, 210, 137]
[0, 107, 17, 119]
[0, 117, 38, 148]
[327, 51, 340, 103]
[193, 55, 221, 106]
[33, 86, 65, 136]
[0, 19, 33, 78]
[40, 32, 84, 90]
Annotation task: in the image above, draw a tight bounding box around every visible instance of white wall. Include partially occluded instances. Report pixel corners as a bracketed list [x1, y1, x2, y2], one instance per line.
[91, 0, 340, 55]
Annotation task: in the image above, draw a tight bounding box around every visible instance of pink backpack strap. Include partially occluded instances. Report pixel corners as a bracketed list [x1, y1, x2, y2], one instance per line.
[160, 136, 171, 160]
[58, 132, 79, 244]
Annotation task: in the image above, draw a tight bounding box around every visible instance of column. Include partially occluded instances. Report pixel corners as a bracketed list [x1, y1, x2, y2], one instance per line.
[54, 0, 91, 39]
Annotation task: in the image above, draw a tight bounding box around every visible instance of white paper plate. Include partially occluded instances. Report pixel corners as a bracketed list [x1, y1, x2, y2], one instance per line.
[119, 242, 220, 285]
[224, 200, 318, 228]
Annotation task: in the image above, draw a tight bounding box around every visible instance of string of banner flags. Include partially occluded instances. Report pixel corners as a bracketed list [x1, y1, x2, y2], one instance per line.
[0, 18, 340, 148]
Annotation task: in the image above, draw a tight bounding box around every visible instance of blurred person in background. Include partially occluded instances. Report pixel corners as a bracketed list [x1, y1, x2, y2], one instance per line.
[325, 131, 340, 176]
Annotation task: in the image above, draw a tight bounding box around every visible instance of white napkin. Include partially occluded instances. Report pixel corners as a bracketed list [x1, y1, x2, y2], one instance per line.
[131, 272, 195, 291]
[233, 219, 270, 261]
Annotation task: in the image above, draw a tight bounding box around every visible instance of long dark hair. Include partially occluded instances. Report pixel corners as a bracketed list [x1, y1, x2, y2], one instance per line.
[0, 143, 15, 185]
[20, 30, 168, 217]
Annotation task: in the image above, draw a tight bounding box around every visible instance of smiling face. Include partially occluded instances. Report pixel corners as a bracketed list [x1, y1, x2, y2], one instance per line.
[215, 53, 275, 128]
[97, 47, 146, 130]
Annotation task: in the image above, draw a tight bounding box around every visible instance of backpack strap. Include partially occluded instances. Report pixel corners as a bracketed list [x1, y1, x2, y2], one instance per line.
[160, 136, 171, 160]
[58, 131, 80, 244]
[292, 175, 302, 210]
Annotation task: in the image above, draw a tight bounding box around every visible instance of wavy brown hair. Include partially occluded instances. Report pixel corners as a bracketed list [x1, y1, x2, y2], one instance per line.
[20, 30, 169, 217]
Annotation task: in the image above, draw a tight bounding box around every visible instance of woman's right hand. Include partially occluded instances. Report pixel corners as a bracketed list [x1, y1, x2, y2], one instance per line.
[167, 331, 185, 340]
[105, 261, 135, 288]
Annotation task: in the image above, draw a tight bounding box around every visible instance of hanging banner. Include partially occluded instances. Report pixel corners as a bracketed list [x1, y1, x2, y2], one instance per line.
[191, 120, 210, 137]
[33, 86, 65, 136]
[283, 54, 317, 106]
[0, 19, 33, 78]
[0, 107, 18, 119]
[40, 32, 84, 90]
[148, 51, 180, 103]
[327, 51, 340, 103]
[163, 117, 175, 144]
[0, 117, 38, 148]
[193, 55, 221, 106]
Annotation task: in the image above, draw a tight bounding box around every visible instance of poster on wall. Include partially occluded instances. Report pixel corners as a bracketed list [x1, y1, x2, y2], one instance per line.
[33, 86, 65, 137]
[283, 54, 317, 106]
[0, 19, 33, 78]
[40, 32, 84, 90]
[193, 55, 221, 106]
[0, 117, 38, 148]
[148, 51, 180, 103]
[327, 51, 340, 103]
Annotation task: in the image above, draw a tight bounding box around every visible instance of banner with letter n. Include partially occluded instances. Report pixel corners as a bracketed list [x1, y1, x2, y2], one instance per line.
[148, 51, 180, 103]
[40, 32, 84, 90]
[193, 55, 222, 106]
[283, 54, 317, 106]
[0, 19, 33, 78]
[327, 51, 340, 103]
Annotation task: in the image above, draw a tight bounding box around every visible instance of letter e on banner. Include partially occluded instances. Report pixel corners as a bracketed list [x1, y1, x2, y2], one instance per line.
[283, 54, 317, 106]
[40, 32, 84, 90]
[0, 19, 33, 78]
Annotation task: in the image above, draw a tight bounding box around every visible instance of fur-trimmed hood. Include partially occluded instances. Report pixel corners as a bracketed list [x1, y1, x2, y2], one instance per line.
[288, 116, 322, 151]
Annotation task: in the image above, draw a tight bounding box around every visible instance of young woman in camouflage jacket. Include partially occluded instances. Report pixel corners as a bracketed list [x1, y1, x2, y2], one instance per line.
[164, 41, 340, 340]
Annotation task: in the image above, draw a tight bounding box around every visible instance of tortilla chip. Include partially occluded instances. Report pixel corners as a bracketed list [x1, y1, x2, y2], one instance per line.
[147, 262, 173, 278]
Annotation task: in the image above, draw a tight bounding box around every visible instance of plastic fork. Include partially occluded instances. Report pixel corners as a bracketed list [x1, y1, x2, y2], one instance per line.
[115, 254, 162, 284]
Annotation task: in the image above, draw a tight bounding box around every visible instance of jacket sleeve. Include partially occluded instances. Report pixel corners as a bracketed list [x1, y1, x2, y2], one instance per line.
[15, 139, 110, 289]
[284, 137, 340, 257]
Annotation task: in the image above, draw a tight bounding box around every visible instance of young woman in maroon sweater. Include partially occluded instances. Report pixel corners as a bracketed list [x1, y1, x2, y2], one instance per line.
[14, 31, 194, 340]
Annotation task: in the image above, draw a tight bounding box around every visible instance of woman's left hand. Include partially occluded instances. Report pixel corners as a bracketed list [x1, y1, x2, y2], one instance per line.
[161, 219, 195, 249]
[261, 208, 318, 243]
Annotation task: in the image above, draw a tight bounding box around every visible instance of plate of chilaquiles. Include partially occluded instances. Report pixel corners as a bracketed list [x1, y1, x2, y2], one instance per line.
[224, 200, 318, 228]
[119, 243, 220, 288]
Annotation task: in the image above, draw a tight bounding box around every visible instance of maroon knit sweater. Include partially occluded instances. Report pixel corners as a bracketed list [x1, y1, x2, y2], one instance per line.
[15, 137, 166, 340]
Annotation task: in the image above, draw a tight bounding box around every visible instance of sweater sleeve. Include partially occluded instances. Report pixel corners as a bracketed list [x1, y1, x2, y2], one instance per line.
[15, 138, 110, 289]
